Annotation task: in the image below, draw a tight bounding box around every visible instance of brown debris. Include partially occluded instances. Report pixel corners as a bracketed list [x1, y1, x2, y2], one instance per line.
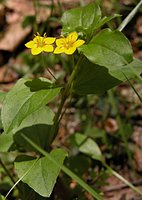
[118, 84, 142, 104]
[0, 65, 17, 83]
[0, 4, 6, 29]
[133, 149, 142, 172]
[0, 23, 31, 52]
[0, 0, 51, 52]
[135, 16, 142, 34]
[132, 126, 142, 148]
[103, 174, 142, 200]
[105, 118, 118, 133]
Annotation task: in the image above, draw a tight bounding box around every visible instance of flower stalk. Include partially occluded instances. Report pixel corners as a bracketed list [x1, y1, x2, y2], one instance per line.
[48, 55, 84, 144]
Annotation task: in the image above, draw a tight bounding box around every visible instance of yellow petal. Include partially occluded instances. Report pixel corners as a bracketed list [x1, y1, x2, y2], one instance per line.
[67, 31, 78, 43]
[31, 47, 42, 55]
[56, 38, 66, 46]
[45, 37, 56, 44]
[42, 45, 54, 52]
[64, 46, 76, 55]
[25, 41, 34, 48]
[54, 46, 65, 54]
[74, 39, 85, 48]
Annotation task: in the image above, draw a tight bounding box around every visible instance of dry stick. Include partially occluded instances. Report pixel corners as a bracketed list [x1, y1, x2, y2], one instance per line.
[102, 161, 142, 196]
[103, 179, 142, 192]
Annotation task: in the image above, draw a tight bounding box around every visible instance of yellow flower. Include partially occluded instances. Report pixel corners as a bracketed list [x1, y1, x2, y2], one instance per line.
[25, 33, 55, 55]
[54, 31, 85, 55]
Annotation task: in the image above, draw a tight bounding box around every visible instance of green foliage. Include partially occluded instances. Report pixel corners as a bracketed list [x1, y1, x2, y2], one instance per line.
[61, 2, 120, 36]
[15, 149, 67, 197]
[73, 58, 121, 95]
[1, 78, 60, 134]
[66, 154, 91, 176]
[74, 28, 142, 95]
[71, 133, 103, 161]
[79, 28, 133, 67]
[1, 1, 142, 199]
[0, 195, 5, 200]
[0, 106, 54, 152]
[0, 132, 13, 152]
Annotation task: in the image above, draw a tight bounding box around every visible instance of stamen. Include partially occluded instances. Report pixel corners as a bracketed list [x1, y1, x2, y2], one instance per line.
[43, 33, 46, 38]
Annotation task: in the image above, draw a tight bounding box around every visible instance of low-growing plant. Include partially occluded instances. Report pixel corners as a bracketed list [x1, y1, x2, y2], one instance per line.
[0, 1, 142, 199]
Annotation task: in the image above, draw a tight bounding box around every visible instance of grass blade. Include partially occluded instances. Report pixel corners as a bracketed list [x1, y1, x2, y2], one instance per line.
[104, 162, 142, 196]
[118, 0, 142, 31]
[123, 72, 142, 103]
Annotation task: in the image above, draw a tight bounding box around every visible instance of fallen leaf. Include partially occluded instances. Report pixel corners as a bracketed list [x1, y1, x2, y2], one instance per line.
[0, 23, 31, 51]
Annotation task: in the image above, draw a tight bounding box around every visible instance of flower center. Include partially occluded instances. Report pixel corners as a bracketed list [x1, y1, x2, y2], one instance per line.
[64, 41, 73, 49]
[35, 37, 46, 48]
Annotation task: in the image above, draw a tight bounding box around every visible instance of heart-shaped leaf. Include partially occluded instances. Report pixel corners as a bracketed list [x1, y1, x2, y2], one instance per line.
[15, 149, 67, 197]
[73, 58, 142, 95]
[2, 78, 60, 134]
[79, 28, 133, 68]
[72, 133, 103, 161]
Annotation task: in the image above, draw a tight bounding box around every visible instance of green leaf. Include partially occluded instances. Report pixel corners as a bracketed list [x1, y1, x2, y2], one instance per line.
[66, 155, 91, 176]
[73, 58, 121, 95]
[61, 3, 101, 35]
[72, 133, 103, 161]
[95, 14, 121, 30]
[14, 125, 51, 151]
[73, 58, 142, 95]
[0, 132, 13, 152]
[1, 78, 60, 134]
[79, 28, 133, 68]
[16, 106, 54, 132]
[109, 58, 142, 81]
[21, 134, 103, 200]
[0, 106, 54, 152]
[0, 194, 5, 200]
[0, 91, 6, 102]
[15, 149, 67, 197]
[61, 4, 120, 36]
[14, 106, 54, 150]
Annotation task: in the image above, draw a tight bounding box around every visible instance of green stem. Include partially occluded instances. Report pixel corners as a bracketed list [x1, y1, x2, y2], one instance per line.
[21, 134, 102, 200]
[41, 53, 57, 81]
[49, 55, 84, 144]
[123, 72, 142, 103]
